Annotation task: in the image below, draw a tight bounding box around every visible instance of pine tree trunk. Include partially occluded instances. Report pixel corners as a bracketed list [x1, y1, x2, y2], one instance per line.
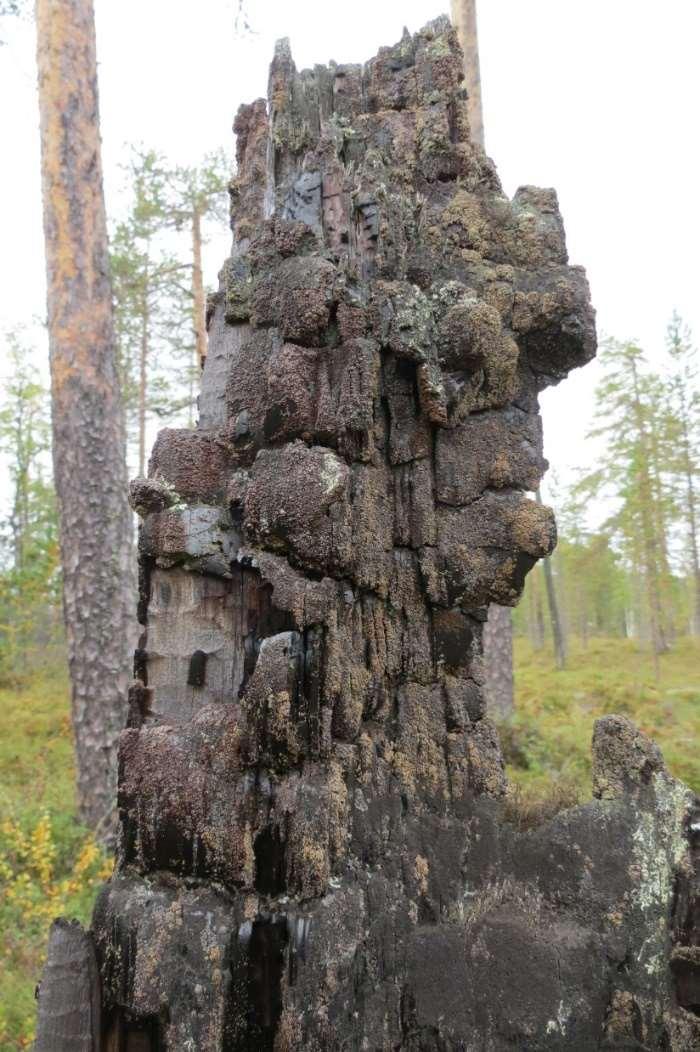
[542, 554, 567, 669]
[680, 415, 700, 635]
[483, 603, 514, 717]
[650, 424, 675, 643]
[35, 0, 135, 838]
[192, 207, 207, 371]
[536, 492, 566, 669]
[527, 578, 545, 650]
[138, 270, 149, 477]
[628, 357, 668, 661]
[450, 0, 485, 148]
[535, 589, 546, 648]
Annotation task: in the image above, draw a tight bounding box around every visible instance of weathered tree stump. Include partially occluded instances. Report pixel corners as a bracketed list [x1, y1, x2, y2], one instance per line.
[34, 919, 101, 1051]
[36, 18, 699, 1050]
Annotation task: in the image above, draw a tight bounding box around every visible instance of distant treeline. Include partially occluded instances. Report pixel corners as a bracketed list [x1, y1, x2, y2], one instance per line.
[515, 317, 699, 669]
[0, 148, 228, 684]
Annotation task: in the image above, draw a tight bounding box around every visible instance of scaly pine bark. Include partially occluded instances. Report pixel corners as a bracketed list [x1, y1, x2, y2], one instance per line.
[35, 0, 135, 837]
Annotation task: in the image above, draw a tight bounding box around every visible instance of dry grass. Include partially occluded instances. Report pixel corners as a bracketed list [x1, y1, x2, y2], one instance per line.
[463, 876, 545, 928]
[501, 777, 582, 832]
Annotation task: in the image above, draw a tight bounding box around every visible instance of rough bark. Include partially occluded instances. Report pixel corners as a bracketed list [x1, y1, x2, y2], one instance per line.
[450, 0, 484, 149]
[35, 0, 135, 837]
[192, 207, 208, 369]
[138, 260, 149, 477]
[482, 602, 513, 717]
[537, 489, 567, 669]
[35, 919, 101, 1051]
[43, 20, 700, 1050]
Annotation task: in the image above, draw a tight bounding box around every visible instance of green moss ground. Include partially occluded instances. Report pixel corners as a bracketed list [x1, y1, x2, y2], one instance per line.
[0, 639, 697, 1046]
[501, 636, 700, 807]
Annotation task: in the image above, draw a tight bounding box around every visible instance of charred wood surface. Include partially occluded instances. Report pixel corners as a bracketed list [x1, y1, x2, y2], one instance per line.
[35, 920, 101, 1051]
[70, 18, 700, 1050]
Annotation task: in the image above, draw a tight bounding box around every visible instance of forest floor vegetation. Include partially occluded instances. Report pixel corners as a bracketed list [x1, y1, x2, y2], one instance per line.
[0, 669, 111, 1049]
[501, 636, 700, 827]
[0, 638, 697, 1047]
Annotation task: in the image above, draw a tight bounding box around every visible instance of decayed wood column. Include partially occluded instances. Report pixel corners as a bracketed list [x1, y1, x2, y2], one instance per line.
[36, 18, 700, 1051]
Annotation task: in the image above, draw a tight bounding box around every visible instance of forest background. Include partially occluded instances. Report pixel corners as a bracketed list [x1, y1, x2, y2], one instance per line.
[0, 1, 699, 1047]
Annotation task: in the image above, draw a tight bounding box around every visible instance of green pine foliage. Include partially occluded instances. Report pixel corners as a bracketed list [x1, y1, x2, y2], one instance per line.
[110, 147, 230, 474]
[0, 332, 61, 686]
[510, 318, 699, 823]
[516, 320, 700, 662]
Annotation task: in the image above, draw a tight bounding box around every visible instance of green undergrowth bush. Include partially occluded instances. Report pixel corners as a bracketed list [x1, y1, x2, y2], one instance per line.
[0, 668, 111, 1050]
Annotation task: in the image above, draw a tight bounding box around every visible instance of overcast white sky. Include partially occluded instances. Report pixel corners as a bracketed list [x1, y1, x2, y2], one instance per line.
[1, 0, 699, 502]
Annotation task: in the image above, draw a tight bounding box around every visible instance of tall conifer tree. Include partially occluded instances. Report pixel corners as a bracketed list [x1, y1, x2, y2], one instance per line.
[35, 0, 134, 837]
